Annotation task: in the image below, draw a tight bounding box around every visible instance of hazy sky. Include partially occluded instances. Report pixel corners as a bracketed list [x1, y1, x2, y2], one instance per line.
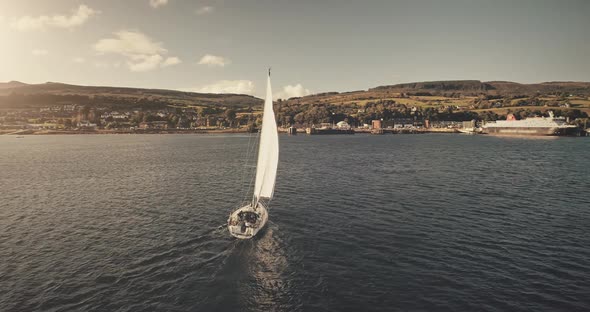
[1, 0, 589, 98]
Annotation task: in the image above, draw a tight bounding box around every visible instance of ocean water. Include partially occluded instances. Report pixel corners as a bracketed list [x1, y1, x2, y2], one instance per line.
[1, 134, 589, 312]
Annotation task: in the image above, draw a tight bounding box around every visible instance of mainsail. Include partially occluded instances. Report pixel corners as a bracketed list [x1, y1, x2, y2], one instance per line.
[253, 73, 279, 202]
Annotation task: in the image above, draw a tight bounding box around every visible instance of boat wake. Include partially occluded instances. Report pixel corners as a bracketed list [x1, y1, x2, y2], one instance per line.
[202, 222, 302, 311]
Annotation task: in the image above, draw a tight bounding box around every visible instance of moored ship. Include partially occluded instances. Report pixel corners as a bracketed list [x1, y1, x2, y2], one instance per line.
[482, 112, 579, 136]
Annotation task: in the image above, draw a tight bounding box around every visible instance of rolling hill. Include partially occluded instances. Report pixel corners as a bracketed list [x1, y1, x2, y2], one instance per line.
[0, 82, 263, 110]
[1, 80, 589, 114]
[280, 80, 590, 116]
[286, 80, 590, 104]
[0, 81, 29, 90]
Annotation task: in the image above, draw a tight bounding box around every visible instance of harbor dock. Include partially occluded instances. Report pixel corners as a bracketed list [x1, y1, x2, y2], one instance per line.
[305, 128, 354, 135]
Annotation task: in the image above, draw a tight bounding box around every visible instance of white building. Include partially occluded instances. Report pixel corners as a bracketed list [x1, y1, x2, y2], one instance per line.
[78, 120, 97, 129]
[336, 121, 350, 129]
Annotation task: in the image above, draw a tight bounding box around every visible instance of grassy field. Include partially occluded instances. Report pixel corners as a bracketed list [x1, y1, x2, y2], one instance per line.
[328, 96, 478, 108]
[570, 99, 590, 107]
[302, 92, 590, 116]
[472, 106, 590, 115]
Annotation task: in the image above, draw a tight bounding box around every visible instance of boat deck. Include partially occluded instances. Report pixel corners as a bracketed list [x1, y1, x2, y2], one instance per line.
[227, 203, 268, 239]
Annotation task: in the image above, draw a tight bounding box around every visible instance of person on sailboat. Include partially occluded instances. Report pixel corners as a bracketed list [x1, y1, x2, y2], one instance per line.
[245, 212, 258, 224]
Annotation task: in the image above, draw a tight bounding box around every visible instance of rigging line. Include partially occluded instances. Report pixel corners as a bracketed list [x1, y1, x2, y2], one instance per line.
[238, 140, 253, 206]
[240, 126, 256, 206]
[251, 129, 270, 208]
[240, 128, 258, 207]
[235, 117, 255, 208]
[220, 129, 230, 204]
[244, 126, 261, 206]
[247, 128, 261, 196]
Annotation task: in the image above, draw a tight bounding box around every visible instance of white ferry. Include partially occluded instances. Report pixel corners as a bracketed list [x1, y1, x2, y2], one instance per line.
[482, 112, 579, 136]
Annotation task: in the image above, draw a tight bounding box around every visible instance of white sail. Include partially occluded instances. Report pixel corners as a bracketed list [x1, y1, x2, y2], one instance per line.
[253, 74, 279, 201]
[228, 71, 276, 239]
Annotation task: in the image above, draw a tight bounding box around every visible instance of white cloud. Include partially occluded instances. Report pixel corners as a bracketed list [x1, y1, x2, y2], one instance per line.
[150, 0, 169, 8]
[93, 30, 180, 72]
[196, 6, 214, 15]
[274, 84, 311, 100]
[11, 5, 99, 31]
[194, 80, 255, 95]
[94, 30, 166, 56]
[31, 49, 49, 56]
[162, 56, 181, 67]
[127, 54, 163, 72]
[198, 54, 230, 67]
[73, 57, 86, 63]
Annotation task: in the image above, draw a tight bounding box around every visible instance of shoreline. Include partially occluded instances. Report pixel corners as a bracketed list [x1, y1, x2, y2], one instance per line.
[1, 129, 255, 136]
[2, 128, 587, 137]
[1, 128, 461, 136]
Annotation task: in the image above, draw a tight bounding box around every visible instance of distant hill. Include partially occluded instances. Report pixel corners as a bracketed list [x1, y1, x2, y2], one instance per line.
[0, 81, 28, 90]
[282, 80, 590, 106]
[371, 80, 494, 92]
[369, 80, 590, 96]
[2, 80, 589, 114]
[0, 82, 263, 109]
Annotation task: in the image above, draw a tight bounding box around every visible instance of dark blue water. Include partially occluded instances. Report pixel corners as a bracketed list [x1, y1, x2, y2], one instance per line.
[1, 134, 589, 312]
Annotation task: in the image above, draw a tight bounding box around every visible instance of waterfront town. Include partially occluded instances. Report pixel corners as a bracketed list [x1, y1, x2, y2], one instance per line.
[1, 100, 588, 136]
[1, 80, 589, 135]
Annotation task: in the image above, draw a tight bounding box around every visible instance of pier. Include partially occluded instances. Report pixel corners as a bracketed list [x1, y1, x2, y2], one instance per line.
[362, 127, 457, 134]
[305, 128, 354, 135]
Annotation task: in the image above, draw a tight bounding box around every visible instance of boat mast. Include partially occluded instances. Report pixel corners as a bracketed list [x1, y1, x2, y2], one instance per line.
[252, 68, 272, 209]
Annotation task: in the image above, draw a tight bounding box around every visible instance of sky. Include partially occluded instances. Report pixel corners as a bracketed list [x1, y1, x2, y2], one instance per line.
[0, 0, 589, 98]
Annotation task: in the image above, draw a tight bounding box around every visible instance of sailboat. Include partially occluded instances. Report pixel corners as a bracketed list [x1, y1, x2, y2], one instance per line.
[227, 69, 279, 239]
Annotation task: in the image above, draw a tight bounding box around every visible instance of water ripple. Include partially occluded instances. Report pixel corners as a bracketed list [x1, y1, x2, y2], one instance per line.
[1, 134, 589, 311]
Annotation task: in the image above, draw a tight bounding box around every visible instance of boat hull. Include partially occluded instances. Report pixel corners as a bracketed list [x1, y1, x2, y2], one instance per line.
[227, 202, 268, 239]
[457, 128, 480, 134]
[483, 126, 579, 136]
[305, 128, 354, 135]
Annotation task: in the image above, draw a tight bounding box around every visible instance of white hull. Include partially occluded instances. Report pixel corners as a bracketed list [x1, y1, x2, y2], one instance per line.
[227, 202, 268, 239]
[457, 127, 481, 134]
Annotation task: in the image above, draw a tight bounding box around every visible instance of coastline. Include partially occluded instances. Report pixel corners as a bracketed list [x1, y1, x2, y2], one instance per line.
[1, 128, 461, 136]
[2, 128, 587, 136]
[0, 128, 254, 136]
